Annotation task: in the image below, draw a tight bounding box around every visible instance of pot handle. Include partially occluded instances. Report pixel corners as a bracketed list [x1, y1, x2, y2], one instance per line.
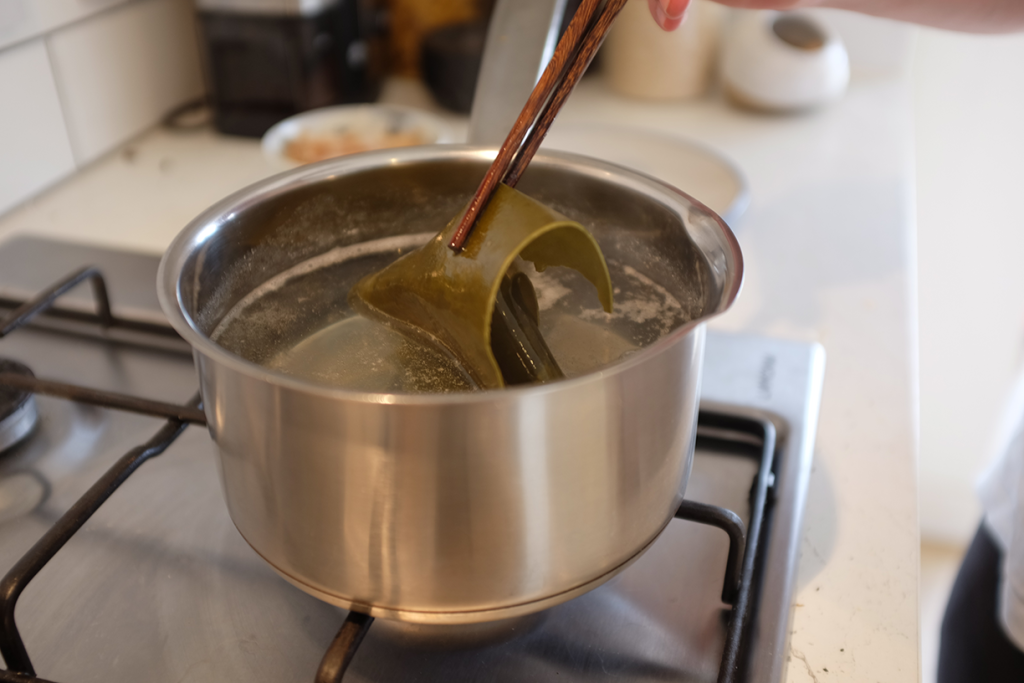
[467, 0, 569, 145]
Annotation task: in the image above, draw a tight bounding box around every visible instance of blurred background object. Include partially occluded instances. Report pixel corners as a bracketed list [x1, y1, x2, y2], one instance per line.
[721, 10, 850, 111]
[196, 0, 388, 137]
[386, 0, 482, 77]
[603, 0, 723, 100]
[415, 0, 584, 115]
[261, 102, 450, 166]
[420, 20, 487, 113]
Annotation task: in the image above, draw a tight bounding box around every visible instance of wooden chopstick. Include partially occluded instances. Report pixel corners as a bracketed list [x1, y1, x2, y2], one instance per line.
[504, 0, 629, 188]
[448, 0, 627, 252]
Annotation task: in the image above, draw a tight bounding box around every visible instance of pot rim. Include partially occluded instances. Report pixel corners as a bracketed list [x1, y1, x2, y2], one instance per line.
[157, 144, 743, 405]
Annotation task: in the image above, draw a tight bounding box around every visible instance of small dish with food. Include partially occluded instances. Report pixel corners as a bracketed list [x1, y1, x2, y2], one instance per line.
[261, 104, 451, 168]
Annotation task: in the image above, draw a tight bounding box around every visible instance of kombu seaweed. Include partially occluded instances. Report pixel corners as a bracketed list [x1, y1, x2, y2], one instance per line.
[351, 184, 613, 389]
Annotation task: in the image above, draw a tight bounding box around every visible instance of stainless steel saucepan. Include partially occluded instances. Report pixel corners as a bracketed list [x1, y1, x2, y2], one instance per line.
[158, 145, 742, 624]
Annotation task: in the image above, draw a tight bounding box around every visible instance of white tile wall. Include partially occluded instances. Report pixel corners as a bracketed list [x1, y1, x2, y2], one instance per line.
[0, 0, 204, 215]
[48, 0, 205, 165]
[0, 0, 132, 52]
[0, 39, 77, 215]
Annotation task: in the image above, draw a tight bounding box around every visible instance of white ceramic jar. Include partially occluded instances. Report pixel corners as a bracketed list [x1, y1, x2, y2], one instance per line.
[721, 10, 850, 111]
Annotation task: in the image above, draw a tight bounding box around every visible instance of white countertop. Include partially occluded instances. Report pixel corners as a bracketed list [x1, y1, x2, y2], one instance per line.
[0, 74, 920, 681]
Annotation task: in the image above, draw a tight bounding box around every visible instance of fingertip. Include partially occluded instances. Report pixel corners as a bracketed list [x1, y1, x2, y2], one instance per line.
[661, 16, 684, 31]
[649, 0, 690, 31]
[665, 0, 690, 20]
[648, 0, 669, 30]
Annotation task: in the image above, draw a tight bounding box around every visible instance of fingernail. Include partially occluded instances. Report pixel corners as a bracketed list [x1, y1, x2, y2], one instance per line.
[653, 2, 670, 28]
[660, 0, 687, 21]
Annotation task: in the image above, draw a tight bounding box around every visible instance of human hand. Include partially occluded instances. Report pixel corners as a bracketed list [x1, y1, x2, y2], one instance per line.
[648, 0, 817, 31]
[647, 0, 690, 30]
[648, 0, 1024, 33]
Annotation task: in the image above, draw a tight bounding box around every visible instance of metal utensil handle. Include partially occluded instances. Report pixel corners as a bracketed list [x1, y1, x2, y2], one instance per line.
[467, 0, 569, 146]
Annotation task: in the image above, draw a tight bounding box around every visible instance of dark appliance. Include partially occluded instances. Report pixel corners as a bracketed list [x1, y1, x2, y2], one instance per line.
[197, 0, 387, 137]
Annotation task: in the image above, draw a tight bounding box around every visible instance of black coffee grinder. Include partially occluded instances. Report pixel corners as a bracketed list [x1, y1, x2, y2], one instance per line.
[196, 0, 387, 137]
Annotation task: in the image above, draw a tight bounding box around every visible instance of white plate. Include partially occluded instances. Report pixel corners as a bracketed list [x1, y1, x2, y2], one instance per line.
[541, 123, 749, 225]
[261, 103, 452, 170]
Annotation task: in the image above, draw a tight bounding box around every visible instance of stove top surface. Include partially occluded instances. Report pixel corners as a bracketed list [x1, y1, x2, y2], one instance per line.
[0, 236, 824, 683]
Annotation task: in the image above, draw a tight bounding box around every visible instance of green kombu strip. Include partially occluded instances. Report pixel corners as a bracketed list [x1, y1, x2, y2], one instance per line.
[351, 184, 613, 389]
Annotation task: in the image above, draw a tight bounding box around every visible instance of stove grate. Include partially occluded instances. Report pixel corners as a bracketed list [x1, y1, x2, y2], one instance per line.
[0, 268, 778, 683]
[0, 398, 197, 677]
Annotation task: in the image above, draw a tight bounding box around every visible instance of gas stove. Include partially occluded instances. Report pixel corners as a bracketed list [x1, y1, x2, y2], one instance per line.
[0, 236, 823, 683]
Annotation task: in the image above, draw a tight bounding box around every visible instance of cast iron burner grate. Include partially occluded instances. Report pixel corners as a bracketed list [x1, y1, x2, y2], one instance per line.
[0, 267, 777, 683]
